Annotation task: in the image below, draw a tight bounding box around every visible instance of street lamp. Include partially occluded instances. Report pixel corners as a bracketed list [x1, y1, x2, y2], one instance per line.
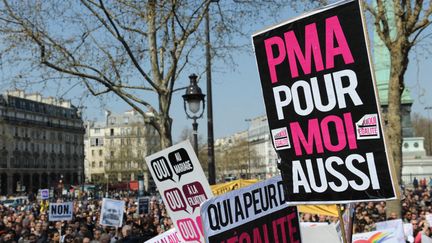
[206, 0, 219, 186]
[183, 74, 206, 153]
[425, 106, 432, 155]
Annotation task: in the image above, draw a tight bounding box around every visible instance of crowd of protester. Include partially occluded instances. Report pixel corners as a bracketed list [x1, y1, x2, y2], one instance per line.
[298, 177, 432, 242]
[0, 190, 173, 242]
[2, 178, 432, 242]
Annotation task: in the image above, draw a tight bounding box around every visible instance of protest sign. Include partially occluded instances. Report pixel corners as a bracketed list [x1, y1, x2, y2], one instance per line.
[352, 229, 397, 243]
[100, 198, 125, 227]
[40, 189, 49, 200]
[300, 223, 340, 243]
[138, 197, 150, 215]
[48, 202, 73, 221]
[376, 219, 405, 243]
[211, 178, 338, 217]
[422, 235, 432, 243]
[252, 0, 396, 203]
[426, 214, 432, 228]
[200, 176, 301, 243]
[145, 228, 182, 243]
[403, 223, 413, 240]
[145, 140, 213, 243]
[211, 179, 258, 196]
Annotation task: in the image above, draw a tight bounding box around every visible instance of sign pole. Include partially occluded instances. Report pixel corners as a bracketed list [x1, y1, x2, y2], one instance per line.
[338, 204, 348, 243]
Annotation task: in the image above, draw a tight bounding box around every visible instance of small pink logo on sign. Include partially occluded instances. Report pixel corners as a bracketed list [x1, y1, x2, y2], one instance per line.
[182, 182, 208, 213]
[271, 127, 291, 150]
[164, 188, 188, 213]
[177, 218, 201, 242]
[356, 114, 380, 140]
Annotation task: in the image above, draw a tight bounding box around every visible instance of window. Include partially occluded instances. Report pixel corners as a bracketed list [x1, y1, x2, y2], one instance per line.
[95, 128, 100, 134]
[414, 142, 419, 148]
[91, 150, 95, 156]
[404, 143, 409, 148]
[110, 151, 114, 157]
[124, 117, 129, 124]
[99, 161, 103, 167]
[99, 150, 103, 156]
[110, 129, 114, 136]
[110, 118, 116, 125]
[92, 161, 96, 168]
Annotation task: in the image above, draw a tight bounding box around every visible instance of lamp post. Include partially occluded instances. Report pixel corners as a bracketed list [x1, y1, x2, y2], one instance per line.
[206, 0, 219, 186]
[425, 106, 432, 155]
[183, 74, 206, 153]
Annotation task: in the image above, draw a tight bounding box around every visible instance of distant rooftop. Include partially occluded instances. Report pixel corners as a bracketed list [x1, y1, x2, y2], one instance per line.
[5, 89, 72, 108]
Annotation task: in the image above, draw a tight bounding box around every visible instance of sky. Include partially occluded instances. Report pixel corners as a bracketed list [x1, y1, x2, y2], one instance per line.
[1, 2, 431, 143]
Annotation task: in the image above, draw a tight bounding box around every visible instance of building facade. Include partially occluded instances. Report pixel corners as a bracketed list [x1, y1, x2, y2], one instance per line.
[0, 90, 85, 195]
[214, 116, 279, 180]
[84, 110, 160, 192]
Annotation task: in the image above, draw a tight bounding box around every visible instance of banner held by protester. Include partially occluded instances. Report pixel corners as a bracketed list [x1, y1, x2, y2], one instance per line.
[100, 198, 125, 228]
[145, 140, 213, 243]
[252, 0, 396, 204]
[201, 176, 301, 243]
[48, 202, 73, 221]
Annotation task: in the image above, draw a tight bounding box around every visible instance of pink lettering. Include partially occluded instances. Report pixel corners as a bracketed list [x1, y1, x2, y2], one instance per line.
[285, 22, 324, 78]
[325, 16, 354, 69]
[290, 112, 357, 155]
[264, 37, 286, 84]
[321, 115, 347, 152]
[290, 119, 324, 156]
[263, 15, 354, 84]
[287, 213, 299, 243]
[344, 113, 357, 149]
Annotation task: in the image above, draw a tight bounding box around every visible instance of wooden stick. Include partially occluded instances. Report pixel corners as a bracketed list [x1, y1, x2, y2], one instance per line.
[338, 204, 348, 243]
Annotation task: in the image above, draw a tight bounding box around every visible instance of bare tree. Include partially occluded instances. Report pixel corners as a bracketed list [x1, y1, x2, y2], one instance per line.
[361, 0, 432, 217]
[412, 113, 432, 155]
[0, 0, 293, 149]
[215, 138, 259, 180]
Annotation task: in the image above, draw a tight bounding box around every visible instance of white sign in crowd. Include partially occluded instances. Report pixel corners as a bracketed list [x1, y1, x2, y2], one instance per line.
[145, 140, 214, 243]
[100, 198, 125, 228]
[48, 202, 73, 222]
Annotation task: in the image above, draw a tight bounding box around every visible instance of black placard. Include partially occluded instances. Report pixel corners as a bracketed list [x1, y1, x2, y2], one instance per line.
[252, 0, 395, 203]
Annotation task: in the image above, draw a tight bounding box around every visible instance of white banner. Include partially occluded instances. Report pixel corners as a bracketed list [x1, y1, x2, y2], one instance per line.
[48, 202, 73, 221]
[145, 140, 213, 243]
[100, 198, 125, 227]
[145, 229, 183, 243]
[300, 223, 341, 243]
[376, 219, 405, 243]
[352, 228, 398, 243]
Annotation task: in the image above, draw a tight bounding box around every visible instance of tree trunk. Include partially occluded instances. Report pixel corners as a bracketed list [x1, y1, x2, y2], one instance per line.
[158, 94, 173, 149]
[385, 43, 409, 219]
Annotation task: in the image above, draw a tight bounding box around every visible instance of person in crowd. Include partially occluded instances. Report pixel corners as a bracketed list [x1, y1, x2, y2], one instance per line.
[5, 183, 432, 242]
